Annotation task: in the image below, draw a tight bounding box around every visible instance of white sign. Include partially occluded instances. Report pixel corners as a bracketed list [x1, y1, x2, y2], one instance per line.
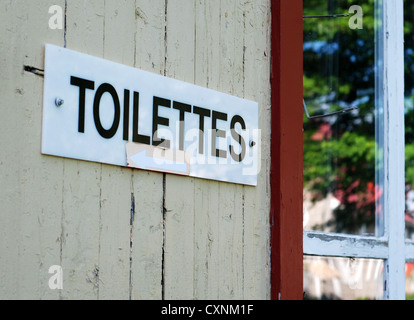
[42, 44, 259, 186]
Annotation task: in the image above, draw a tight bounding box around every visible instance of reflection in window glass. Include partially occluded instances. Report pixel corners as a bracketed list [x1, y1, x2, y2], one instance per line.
[303, 0, 384, 235]
[303, 256, 384, 300]
[407, 262, 414, 299]
[405, 1, 414, 240]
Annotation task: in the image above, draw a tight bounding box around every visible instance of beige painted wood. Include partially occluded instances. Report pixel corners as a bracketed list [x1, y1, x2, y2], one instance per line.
[0, 0, 271, 300]
[163, 0, 197, 300]
[0, 0, 65, 300]
[130, 0, 165, 300]
[242, 1, 272, 299]
[60, 1, 105, 300]
[216, 1, 246, 299]
[163, 0, 271, 300]
[193, 0, 221, 299]
[62, 0, 164, 300]
[98, 0, 136, 300]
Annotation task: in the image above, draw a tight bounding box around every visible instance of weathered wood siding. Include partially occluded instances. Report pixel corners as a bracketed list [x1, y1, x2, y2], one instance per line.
[0, 0, 271, 299]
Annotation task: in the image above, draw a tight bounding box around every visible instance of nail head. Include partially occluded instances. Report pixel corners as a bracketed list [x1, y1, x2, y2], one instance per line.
[55, 98, 64, 107]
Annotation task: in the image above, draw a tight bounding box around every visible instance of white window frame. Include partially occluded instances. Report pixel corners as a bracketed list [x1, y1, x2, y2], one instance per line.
[303, 0, 412, 300]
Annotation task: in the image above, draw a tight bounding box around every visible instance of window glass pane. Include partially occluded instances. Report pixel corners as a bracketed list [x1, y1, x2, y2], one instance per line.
[304, 256, 384, 300]
[303, 0, 384, 236]
[405, 0, 414, 240]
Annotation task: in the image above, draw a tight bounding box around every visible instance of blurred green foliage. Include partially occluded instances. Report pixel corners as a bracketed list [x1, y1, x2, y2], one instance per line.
[303, 0, 414, 233]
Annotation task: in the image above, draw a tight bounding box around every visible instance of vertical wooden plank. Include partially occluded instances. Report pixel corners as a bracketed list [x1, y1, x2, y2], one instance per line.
[134, 0, 167, 74]
[61, 0, 105, 300]
[194, 0, 221, 91]
[217, 183, 244, 299]
[0, 1, 65, 299]
[60, 161, 102, 299]
[97, 0, 136, 300]
[130, 0, 165, 300]
[193, 0, 221, 299]
[102, 0, 136, 65]
[98, 166, 131, 300]
[193, 181, 220, 299]
[163, 0, 197, 300]
[216, 0, 245, 299]
[164, 175, 196, 300]
[242, 0, 272, 300]
[131, 171, 164, 299]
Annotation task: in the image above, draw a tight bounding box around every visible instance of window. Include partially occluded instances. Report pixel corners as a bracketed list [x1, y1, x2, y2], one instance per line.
[303, 0, 408, 300]
[405, 0, 414, 300]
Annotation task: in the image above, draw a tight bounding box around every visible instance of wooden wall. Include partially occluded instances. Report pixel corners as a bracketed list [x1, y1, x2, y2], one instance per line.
[0, 0, 271, 299]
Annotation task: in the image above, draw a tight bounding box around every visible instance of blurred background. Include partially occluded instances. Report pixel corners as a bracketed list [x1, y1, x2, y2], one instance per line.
[302, 0, 414, 300]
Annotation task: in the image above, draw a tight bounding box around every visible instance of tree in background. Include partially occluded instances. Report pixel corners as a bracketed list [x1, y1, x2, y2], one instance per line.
[304, 0, 414, 234]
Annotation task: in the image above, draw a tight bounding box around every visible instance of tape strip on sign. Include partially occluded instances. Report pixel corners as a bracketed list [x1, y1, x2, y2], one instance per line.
[126, 142, 191, 177]
[42, 44, 259, 186]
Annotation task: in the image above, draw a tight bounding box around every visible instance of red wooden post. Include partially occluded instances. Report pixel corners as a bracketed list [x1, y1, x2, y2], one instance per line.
[270, 0, 303, 300]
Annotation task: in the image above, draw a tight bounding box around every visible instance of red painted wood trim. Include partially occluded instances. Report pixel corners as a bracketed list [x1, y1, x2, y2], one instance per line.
[270, 0, 303, 300]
